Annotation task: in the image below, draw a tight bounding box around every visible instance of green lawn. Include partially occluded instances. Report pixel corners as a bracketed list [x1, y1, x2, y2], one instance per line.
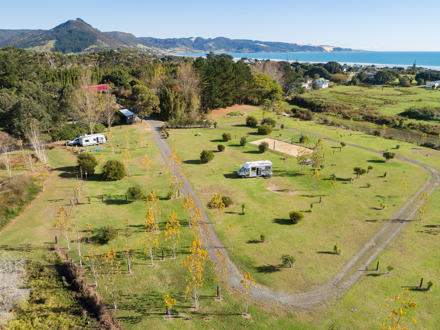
[167, 122, 428, 293]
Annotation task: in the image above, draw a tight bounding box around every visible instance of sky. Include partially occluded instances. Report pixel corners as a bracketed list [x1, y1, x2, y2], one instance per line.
[1, 0, 440, 51]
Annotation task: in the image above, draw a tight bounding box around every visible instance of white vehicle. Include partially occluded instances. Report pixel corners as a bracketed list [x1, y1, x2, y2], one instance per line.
[67, 134, 107, 147]
[237, 160, 272, 178]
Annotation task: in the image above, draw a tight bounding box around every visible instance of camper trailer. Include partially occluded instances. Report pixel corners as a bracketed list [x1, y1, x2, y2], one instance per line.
[237, 160, 272, 178]
[67, 134, 107, 147]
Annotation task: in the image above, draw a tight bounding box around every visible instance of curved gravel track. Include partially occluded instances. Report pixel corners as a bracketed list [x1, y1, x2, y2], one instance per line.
[147, 118, 439, 308]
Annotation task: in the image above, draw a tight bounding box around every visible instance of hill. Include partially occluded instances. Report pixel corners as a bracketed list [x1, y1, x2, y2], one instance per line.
[0, 18, 133, 53]
[0, 18, 354, 54]
[136, 36, 352, 53]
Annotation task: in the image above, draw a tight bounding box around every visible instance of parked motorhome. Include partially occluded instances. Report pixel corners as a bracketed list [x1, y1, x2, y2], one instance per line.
[237, 160, 272, 178]
[67, 134, 107, 147]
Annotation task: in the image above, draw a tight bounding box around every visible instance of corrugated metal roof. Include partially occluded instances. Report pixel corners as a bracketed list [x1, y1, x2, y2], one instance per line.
[119, 109, 134, 117]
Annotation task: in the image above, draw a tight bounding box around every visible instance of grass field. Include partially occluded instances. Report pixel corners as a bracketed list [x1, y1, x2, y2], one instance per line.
[1, 120, 439, 329]
[299, 85, 440, 121]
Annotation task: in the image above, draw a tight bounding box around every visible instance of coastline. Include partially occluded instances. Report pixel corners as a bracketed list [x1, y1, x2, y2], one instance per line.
[174, 52, 440, 70]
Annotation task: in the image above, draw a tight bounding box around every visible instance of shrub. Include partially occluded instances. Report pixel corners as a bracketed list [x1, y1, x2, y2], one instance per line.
[299, 135, 311, 144]
[221, 196, 233, 207]
[93, 226, 118, 244]
[94, 123, 106, 133]
[77, 153, 98, 175]
[333, 244, 341, 255]
[260, 234, 265, 242]
[383, 151, 396, 161]
[289, 211, 304, 224]
[258, 125, 272, 135]
[246, 116, 258, 128]
[200, 150, 214, 163]
[340, 142, 346, 148]
[261, 117, 276, 127]
[217, 144, 225, 152]
[240, 136, 247, 146]
[127, 186, 144, 200]
[281, 254, 296, 268]
[386, 265, 394, 273]
[102, 160, 126, 181]
[222, 132, 231, 142]
[259, 142, 269, 153]
[427, 280, 434, 290]
[51, 123, 87, 141]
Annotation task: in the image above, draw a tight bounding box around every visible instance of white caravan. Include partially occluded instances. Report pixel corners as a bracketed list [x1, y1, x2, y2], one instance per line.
[237, 160, 272, 178]
[67, 134, 107, 147]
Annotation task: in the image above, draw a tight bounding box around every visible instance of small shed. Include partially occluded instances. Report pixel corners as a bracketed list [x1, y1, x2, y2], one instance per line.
[119, 109, 135, 124]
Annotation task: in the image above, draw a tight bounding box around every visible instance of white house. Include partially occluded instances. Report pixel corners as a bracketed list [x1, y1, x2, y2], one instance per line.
[425, 81, 440, 89]
[314, 78, 330, 89]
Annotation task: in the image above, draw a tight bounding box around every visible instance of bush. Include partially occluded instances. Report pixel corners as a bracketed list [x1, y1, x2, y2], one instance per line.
[77, 153, 98, 175]
[289, 211, 304, 224]
[200, 150, 214, 163]
[217, 144, 225, 152]
[240, 136, 247, 146]
[260, 234, 265, 242]
[259, 142, 269, 153]
[299, 135, 311, 144]
[258, 125, 272, 135]
[51, 123, 87, 141]
[222, 132, 231, 142]
[261, 117, 276, 127]
[281, 254, 296, 268]
[246, 116, 258, 128]
[383, 151, 396, 161]
[221, 196, 233, 207]
[127, 186, 144, 200]
[93, 226, 118, 244]
[94, 123, 106, 133]
[102, 160, 126, 181]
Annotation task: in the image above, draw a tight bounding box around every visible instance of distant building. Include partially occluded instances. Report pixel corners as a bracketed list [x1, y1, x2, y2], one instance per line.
[80, 84, 111, 92]
[314, 78, 330, 89]
[119, 109, 135, 124]
[301, 80, 313, 90]
[425, 81, 440, 89]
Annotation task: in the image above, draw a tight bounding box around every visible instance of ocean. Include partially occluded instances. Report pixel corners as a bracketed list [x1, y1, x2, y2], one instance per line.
[179, 51, 440, 69]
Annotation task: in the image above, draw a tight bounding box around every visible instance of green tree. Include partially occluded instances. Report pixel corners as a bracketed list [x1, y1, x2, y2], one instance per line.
[131, 84, 159, 121]
[289, 211, 304, 224]
[77, 153, 98, 176]
[102, 160, 126, 181]
[252, 73, 283, 104]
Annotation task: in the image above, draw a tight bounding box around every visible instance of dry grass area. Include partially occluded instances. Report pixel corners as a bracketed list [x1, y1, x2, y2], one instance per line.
[209, 104, 260, 118]
[250, 138, 313, 157]
[411, 147, 440, 158]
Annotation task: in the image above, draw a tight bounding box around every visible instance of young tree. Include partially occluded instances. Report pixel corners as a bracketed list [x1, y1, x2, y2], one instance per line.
[209, 193, 225, 224]
[85, 248, 103, 288]
[183, 235, 208, 310]
[145, 190, 161, 226]
[120, 219, 134, 274]
[240, 272, 257, 316]
[213, 248, 229, 300]
[54, 206, 71, 250]
[163, 294, 176, 317]
[168, 150, 184, 198]
[382, 289, 417, 329]
[354, 167, 367, 178]
[164, 210, 181, 259]
[103, 248, 121, 310]
[383, 151, 396, 162]
[141, 230, 159, 266]
[311, 139, 325, 170]
[281, 254, 296, 268]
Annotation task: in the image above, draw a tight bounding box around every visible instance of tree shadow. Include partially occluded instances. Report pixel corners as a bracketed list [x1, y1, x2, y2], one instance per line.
[273, 218, 292, 225]
[367, 159, 386, 163]
[243, 150, 261, 154]
[210, 139, 225, 142]
[103, 198, 131, 205]
[366, 272, 383, 277]
[255, 264, 281, 273]
[57, 166, 77, 179]
[247, 239, 263, 244]
[183, 159, 201, 165]
[316, 251, 338, 255]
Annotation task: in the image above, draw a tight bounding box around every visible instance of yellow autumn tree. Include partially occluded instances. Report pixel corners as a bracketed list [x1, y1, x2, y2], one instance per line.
[168, 149, 184, 199]
[209, 193, 225, 224]
[84, 247, 103, 288]
[103, 248, 121, 310]
[213, 248, 229, 300]
[381, 289, 417, 329]
[141, 230, 159, 266]
[164, 210, 181, 259]
[54, 206, 71, 250]
[183, 235, 208, 310]
[240, 272, 257, 316]
[164, 294, 176, 317]
[120, 219, 134, 274]
[146, 190, 161, 226]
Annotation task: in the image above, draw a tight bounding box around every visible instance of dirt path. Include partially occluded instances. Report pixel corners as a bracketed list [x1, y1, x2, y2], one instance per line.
[147, 118, 439, 309]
